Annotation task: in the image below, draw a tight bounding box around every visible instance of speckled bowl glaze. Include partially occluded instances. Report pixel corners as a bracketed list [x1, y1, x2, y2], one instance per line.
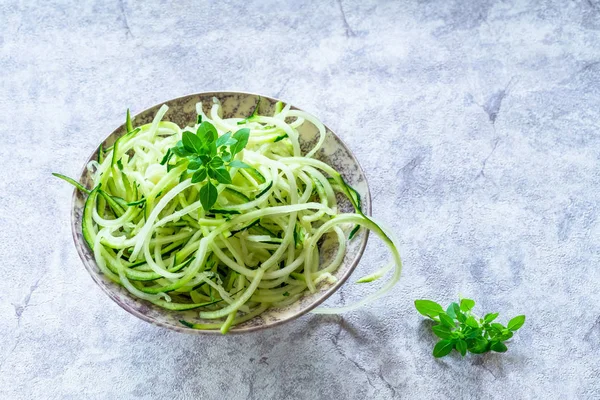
[71, 91, 371, 334]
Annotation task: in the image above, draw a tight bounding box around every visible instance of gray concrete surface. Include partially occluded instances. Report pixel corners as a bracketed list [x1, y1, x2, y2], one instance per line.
[1, 0, 599, 398]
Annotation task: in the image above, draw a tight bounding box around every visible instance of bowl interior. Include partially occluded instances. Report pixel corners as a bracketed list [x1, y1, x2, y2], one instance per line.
[71, 92, 371, 333]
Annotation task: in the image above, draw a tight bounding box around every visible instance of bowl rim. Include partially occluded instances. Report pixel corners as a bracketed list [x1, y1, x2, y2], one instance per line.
[71, 90, 372, 334]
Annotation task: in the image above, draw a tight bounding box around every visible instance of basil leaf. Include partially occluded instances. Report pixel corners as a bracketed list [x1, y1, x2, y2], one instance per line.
[213, 167, 232, 184]
[460, 298, 475, 312]
[188, 157, 203, 171]
[221, 151, 232, 162]
[468, 338, 489, 354]
[172, 141, 193, 157]
[455, 339, 467, 357]
[183, 131, 203, 153]
[484, 313, 499, 323]
[490, 341, 508, 353]
[433, 340, 454, 358]
[191, 167, 207, 183]
[199, 181, 217, 210]
[446, 302, 459, 319]
[432, 325, 453, 339]
[507, 315, 525, 331]
[231, 128, 250, 156]
[414, 300, 444, 318]
[497, 330, 513, 341]
[465, 316, 480, 328]
[491, 323, 505, 331]
[209, 157, 224, 168]
[438, 313, 455, 328]
[209, 141, 217, 157]
[216, 132, 232, 148]
[465, 328, 482, 339]
[207, 167, 216, 180]
[196, 121, 218, 144]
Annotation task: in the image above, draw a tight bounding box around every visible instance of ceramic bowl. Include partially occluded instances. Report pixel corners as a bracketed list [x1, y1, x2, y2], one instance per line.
[71, 91, 371, 334]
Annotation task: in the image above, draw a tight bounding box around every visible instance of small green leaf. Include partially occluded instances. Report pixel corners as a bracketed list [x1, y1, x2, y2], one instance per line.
[465, 328, 482, 339]
[467, 336, 487, 348]
[467, 337, 489, 354]
[439, 313, 455, 328]
[199, 181, 218, 210]
[213, 167, 232, 184]
[446, 302, 459, 319]
[452, 303, 461, 314]
[172, 142, 193, 157]
[207, 167, 216, 180]
[183, 131, 203, 153]
[197, 114, 202, 124]
[191, 168, 207, 183]
[487, 323, 504, 339]
[231, 128, 250, 156]
[216, 132, 232, 148]
[490, 341, 508, 353]
[497, 330, 513, 341]
[432, 325, 453, 339]
[196, 121, 218, 144]
[433, 340, 454, 358]
[116, 159, 123, 170]
[209, 158, 224, 168]
[229, 160, 251, 169]
[209, 141, 217, 157]
[491, 323, 505, 331]
[414, 300, 445, 318]
[460, 298, 475, 312]
[188, 157, 204, 171]
[283, 292, 290, 297]
[221, 150, 232, 162]
[455, 310, 466, 323]
[455, 339, 467, 356]
[465, 316, 479, 328]
[484, 313, 499, 323]
[507, 315, 526, 331]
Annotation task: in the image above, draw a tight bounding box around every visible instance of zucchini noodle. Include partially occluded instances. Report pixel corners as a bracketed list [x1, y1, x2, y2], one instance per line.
[57, 98, 402, 334]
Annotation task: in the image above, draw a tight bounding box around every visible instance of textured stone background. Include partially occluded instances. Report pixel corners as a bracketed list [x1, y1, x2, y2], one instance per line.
[1, 0, 599, 398]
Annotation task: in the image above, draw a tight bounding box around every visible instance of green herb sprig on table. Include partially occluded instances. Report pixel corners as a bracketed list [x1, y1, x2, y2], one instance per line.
[161, 117, 251, 211]
[415, 298, 525, 358]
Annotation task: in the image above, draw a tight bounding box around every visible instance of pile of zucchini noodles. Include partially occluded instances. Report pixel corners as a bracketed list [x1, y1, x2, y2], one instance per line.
[56, 98, 402, 333]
